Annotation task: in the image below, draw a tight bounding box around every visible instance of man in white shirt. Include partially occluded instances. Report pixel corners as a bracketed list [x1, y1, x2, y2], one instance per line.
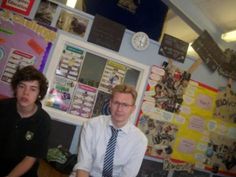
[70, 84, 147, 177]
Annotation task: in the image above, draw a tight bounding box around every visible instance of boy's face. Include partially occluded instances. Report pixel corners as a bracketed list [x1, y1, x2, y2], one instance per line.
[16, 80, 40, 108]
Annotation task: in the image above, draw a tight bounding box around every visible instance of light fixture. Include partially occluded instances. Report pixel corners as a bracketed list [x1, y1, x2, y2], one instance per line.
[66, 0, 77, 8]
[221, 30, 236, 42]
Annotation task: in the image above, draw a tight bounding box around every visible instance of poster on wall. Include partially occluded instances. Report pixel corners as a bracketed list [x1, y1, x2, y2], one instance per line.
[171, 80, 218, 164]
[142, 65, 190, 113]
[171, 80, 236, 176]
[1, 0, 35, 15]
[56, 9, 89, 38]
[43, 34, 149, 125]
[45, 75, 76, 112]
[135, 62, 236, 175]
[0, 9, 56, 98]
[137, 114, 178, 159]
[158, 34, 189, 63]
[204, 133, 236, 175]
[69, 83, 97, 118]
[1, 49, 35, 84]
[99, 60, 127, 93]
[56, 44, 85, 81]
[214, 84, 236, 124]
[34, 0, 58, 25]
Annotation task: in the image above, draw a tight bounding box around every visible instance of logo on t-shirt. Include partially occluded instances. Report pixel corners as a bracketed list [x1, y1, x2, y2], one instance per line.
[25, 131, 34, 141]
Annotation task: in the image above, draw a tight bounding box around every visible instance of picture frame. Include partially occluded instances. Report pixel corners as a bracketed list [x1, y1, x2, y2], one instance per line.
[43, 34, 149, 125]
[56, 8, 90, 38]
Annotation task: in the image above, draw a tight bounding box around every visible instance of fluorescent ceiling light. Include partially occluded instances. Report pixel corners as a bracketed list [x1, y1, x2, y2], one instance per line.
[221, 30, 236, 42]
[66, 0, 77, 8]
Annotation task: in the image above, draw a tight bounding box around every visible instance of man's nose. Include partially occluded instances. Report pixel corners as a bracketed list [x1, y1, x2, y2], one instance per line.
[23, 87, 29, 95]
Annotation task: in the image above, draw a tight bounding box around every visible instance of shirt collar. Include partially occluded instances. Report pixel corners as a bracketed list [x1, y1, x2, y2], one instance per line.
[107, 117, 131, 135]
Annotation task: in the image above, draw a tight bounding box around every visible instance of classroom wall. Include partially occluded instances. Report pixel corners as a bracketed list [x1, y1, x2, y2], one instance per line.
[22, 0, 234, 155]
[1, 1, 235, 176]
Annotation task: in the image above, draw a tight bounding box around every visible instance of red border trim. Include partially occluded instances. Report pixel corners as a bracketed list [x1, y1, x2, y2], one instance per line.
[1, 0, 35, 16]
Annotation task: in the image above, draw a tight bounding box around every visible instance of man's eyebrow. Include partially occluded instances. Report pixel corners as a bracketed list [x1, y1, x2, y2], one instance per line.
[31, 85, 39, 88]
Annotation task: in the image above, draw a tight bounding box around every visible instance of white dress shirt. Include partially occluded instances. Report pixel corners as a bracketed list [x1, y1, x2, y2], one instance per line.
[70, 115, 147, 177]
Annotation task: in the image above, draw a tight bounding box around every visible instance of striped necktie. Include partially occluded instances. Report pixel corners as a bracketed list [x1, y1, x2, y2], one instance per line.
[102, 126, 119, 177]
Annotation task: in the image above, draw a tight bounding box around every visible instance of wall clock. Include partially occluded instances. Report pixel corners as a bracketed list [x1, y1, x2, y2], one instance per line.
[131, 32, 150, 51]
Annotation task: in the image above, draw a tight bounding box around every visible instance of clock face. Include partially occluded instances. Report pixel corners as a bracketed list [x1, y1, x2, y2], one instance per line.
[131, 32, 150, 51]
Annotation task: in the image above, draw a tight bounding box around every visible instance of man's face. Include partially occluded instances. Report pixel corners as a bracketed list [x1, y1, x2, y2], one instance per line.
[16, 80, 40, 109]
[110, 92, 136, 128]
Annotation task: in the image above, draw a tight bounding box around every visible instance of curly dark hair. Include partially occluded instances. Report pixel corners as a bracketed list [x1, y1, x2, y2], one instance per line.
[11, 65, 48, 101]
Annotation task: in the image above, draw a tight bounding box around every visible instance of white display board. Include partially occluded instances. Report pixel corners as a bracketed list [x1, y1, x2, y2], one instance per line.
[43, 34, 150, 125]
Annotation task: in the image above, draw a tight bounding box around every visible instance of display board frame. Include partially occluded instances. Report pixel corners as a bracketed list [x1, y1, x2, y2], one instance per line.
[43, 34, 149, 125]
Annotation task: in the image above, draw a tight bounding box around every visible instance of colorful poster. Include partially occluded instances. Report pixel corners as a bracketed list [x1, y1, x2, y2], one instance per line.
[171, 81, 236, 176]
[214, 84, 236, 124]
[204, 133, 236, 174]
[1, 0, 35, 15]
[1, 49, 35, 84]
[136, 64, 236, 175]
[69, 83, 97, 118]
[137, 114, 178, 158]
[99, 60, 127, 93]
[145, 65, 190, 113]
[45, 76, 76, 111]
[56, 44, 84, 81]
[0, 10, 56, 98]
[171, 81, 218, 164]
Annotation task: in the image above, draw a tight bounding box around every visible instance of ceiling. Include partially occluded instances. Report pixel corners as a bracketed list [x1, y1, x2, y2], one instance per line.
[161, 0, 236, 58]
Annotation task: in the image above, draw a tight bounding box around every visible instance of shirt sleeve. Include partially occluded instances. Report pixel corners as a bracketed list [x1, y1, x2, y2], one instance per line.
[73, 121, 94, 172]
[121, 133, 148, 177]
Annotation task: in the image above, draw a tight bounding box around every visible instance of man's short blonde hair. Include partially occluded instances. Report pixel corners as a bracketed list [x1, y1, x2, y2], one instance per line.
[111, 84, 137, 105]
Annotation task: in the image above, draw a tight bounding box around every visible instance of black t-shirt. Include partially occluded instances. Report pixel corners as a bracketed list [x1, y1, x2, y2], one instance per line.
[0, 98, 51, 177]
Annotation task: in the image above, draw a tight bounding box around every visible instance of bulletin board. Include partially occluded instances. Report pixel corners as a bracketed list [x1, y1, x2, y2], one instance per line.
[43, 34, 149, 125]
[0, 9, 56, 98]
[136, 65, 236, 176]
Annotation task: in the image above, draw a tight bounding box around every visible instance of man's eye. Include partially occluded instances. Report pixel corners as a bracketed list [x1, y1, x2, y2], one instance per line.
[121, 103, 129, 107]
[18, 84, 24, 88]
[31, 88, 37, 92]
